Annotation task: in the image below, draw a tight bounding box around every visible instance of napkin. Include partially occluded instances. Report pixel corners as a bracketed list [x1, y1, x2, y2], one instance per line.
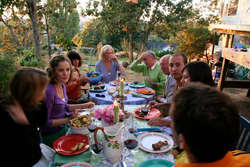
[132, 92, 151, 99]
[53, 149, 91, 166]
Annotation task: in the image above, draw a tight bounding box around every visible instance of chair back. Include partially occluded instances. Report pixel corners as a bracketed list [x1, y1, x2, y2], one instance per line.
[236, 115, 250, 151]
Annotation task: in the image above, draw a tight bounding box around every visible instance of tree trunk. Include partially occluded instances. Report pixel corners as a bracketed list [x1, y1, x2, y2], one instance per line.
[0, 17, 21, 48]
[45, 14, 52, 59]
[128, 32, 134, 63]
[27, 0, 41, 57]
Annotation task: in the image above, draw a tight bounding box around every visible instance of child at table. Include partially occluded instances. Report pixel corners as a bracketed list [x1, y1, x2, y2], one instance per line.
[66, 68, 89, 104]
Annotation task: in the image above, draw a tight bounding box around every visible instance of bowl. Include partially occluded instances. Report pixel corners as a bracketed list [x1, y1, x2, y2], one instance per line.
[86, 72, 103, 85]
[71, 126, 89, 135]
[69, 115, 92, 134]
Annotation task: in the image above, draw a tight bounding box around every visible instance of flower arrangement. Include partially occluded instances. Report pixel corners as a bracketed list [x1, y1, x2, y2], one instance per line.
[94, 104, 124, 126]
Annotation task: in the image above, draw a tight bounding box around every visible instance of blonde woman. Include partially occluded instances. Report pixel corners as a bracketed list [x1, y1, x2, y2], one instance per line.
[95, 45, 125, 83]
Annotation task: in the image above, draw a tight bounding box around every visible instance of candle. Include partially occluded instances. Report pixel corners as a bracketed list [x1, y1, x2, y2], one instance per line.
[120, 78, 124, 97]
[113, 100, 120, 123]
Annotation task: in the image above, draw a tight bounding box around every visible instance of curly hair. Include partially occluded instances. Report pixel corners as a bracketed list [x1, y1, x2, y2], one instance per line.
[47, 55, 72, 84]
[67, 50, 82, 67]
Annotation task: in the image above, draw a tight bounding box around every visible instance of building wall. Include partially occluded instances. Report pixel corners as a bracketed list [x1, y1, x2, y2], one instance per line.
[220, 0, 250, 25]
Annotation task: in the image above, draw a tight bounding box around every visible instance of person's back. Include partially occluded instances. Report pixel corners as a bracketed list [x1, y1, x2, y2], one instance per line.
[170, 83, 250, 167]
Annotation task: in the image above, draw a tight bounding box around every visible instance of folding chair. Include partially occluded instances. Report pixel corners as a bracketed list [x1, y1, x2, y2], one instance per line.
[236, 115, 250, 151]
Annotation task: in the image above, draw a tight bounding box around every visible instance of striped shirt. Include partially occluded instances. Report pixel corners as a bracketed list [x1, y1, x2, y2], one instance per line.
[159, 75, 176, 103]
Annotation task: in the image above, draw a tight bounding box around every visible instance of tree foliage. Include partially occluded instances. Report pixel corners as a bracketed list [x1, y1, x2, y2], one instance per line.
[176, 26, 214, 61]
[82, 0, 193, 62]
[48, 0, 80, 51]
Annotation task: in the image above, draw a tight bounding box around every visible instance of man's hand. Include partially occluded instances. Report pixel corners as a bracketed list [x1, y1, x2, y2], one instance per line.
[148, 117, 171, 127]
[144, 76, 157, 86]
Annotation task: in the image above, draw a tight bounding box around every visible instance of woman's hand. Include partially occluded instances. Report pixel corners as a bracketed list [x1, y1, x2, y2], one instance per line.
[69, 110, 79, 120]
[83, 102, 95, 109]
[149, 100, 159, 107]
[111, 55, 119, 63]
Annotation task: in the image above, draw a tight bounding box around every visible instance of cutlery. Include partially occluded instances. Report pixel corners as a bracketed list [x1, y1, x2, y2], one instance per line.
[133, 128, 162, 133]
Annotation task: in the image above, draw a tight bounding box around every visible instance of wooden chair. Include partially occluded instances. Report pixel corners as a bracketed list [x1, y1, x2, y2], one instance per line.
[236, 115, 250, 151]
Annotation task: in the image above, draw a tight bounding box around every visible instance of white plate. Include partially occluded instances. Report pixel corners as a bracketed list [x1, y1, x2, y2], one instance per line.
[60, 161, 93, 167]
[137, 132, 174, 153]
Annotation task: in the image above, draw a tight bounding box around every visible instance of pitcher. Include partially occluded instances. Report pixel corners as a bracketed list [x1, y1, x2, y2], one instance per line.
[94, 122, 124, 164]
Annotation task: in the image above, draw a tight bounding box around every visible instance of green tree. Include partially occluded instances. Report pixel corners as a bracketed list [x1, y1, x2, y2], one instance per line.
[176, 26, 214, 62]
[82, 0, 193, 63]
[48, 0, 80, 50]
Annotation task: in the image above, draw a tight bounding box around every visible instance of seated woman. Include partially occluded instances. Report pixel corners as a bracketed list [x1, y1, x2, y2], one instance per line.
[66, 50, 89, 103]
[0, 67, 49, 167]
[95, 45, 125, 83]
[66, 68, 89, 103]
[148, 61, 215, 126]
[41, 55, 94, 147]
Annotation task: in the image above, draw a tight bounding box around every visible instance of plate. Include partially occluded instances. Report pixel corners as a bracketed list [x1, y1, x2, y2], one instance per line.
[134, 107, 161, 120]
[60, 161, 94, 167]
[128, 82, 145, 88]
[89, 85, 107, 92]
[136, 88, 155, 95]
[139, 159, 174, 167]
[53, 134, 89, 155]
[137, 132, 174, 153]
[110, 80, 120, 86]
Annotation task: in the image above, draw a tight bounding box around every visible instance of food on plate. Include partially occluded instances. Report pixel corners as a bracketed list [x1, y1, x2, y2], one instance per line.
[69, 115, 92, 128]
[90, 73, 99, 77]
[109, 88, 116, 94]
[93, 85, 105, 90]
[152, 140, 168, 151]
[141, 108, 149, 115]
[94, 86, 101, 90]
[71, 142, 85, 152]
[136, 88, 155, 95]
[135, 110, 145, 117]
[133, 81, 138, 84]
[113, 80, 119, 85]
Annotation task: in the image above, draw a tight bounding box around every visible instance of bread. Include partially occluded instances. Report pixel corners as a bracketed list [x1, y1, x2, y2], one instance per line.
[152, 140, 168, 151]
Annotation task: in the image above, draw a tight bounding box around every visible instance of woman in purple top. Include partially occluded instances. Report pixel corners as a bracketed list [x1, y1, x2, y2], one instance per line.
[95, 45, 125, 83]
[41, 55, 94, 147]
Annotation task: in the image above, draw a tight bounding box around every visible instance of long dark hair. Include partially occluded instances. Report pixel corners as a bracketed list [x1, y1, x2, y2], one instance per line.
[9, 67, 48, 108]
[182, 61, 215, 86]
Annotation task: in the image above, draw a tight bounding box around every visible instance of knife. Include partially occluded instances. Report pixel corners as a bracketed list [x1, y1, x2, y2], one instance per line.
[133, 128, 162, 133]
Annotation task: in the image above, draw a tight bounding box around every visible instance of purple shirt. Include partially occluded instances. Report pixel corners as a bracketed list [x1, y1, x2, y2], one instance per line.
[41, 83, 69, 134]
[95, 60, 123, 83]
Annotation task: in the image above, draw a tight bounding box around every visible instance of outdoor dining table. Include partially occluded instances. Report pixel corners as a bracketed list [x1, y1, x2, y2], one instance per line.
[51, 105, 175, 167]
[88, 83, 155, 105]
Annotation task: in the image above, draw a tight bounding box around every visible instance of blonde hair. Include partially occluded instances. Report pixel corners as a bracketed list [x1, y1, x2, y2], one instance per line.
[99, 45, 114, 61]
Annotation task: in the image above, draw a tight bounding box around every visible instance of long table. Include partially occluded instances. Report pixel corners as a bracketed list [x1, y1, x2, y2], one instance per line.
[52, 105, 175, 167]
[88, 84, 155, 105]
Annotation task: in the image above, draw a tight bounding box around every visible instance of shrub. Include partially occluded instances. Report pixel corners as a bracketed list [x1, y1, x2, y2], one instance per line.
[0, 54, 17, 97]
[20, 48, 43, 67]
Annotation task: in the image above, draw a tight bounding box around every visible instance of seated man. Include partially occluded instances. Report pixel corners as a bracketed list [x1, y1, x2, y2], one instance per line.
[157, 54, 176, 103]
[129, 50, 166, 95]
[148, 53, 187, 126]
[171, 83, 250, 167]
